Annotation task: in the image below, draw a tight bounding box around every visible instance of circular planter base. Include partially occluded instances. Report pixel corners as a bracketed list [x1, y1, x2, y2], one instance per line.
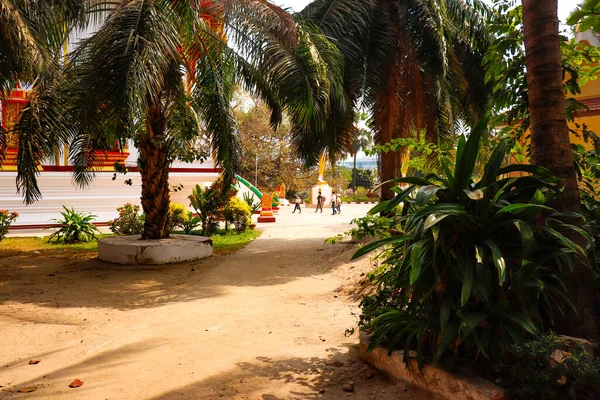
[98, 234, 213, 265]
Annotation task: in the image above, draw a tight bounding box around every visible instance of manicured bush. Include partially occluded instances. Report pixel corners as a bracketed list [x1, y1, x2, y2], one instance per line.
[48, 206, 100, 243]
[0, 210, 19, 241]
[168, 203, 188, 232]
[223, 197, 252, 232]
[108, 203, 145, 235]
[356, 124, 591, 367]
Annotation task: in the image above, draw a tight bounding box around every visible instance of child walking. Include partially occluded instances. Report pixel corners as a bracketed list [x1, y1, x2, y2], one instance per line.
[293, 194, 302, 213]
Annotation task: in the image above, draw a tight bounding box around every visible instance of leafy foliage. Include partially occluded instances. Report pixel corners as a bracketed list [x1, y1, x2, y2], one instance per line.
[485, 0, 600, 160]
[168, 203, 188, 232]
[108, 203, 145, 236]
[242, 192, 261, 214]
[223, 197, 251, 232]
[0, 210, 19, 241]
[188, 185, 220, 236]
[48, 206, 100, 243]
[180, 211, 202, 235]
[355, 124, 591, 367]
[504, 332, 600, 400]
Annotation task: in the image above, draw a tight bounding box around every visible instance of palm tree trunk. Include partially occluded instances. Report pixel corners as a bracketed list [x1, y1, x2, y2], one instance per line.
[522, 0, 600, 338]
[352, 152, 357, 191]
[139, 105, 171, 239]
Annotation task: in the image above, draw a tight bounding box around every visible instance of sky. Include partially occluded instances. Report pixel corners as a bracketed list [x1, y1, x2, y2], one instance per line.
[274, 0, 577, 24]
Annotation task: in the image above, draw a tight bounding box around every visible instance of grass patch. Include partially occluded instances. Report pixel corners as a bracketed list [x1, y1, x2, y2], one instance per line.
[210, 229, 262, 254]
[0, 229, 262, 257]
[0, 234, 113, 257]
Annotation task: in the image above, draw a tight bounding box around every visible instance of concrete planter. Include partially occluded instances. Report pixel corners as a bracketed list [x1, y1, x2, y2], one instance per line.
[98, 234, 213, 265]
[359, 331, 504, 400]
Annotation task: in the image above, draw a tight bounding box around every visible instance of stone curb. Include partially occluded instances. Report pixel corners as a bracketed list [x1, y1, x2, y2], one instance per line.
[359, 331, 504, 400]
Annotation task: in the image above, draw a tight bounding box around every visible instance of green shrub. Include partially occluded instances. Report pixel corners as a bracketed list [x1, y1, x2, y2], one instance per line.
[48, 206, 101, 243]
[180, 211, 202, 234]
[356, 186, 368, 197]
[108, 203, 145, 235]
[223, 197, 251, 232]
[168, 203, 188, 232]
[355, 122, 591, 367]
[0, 210, 19, 241]
[243, 192, 261, 214]
[189, 185, 220, 236]
[504, 332, 600, 399]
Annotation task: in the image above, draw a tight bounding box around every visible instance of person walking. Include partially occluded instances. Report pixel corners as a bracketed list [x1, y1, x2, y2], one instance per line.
[331, 191, 338, 215]
[336, 192, 341, 214]
[293, 194, 302, 213]
[315, 191, 323, 213]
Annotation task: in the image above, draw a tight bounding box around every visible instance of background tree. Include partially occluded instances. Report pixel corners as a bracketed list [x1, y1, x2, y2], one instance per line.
[235, 99, 316, 194]
[348, 127, 371, 191]
[301, 0, 490, 200]
[522, 0, 600, 338]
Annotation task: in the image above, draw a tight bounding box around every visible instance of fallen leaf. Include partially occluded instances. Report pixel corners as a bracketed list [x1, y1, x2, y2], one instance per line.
[28, 360, 40, 365]
[18, 387, 38, 393]
[69, 379, 83, 388]
[326, 361, 344, 367]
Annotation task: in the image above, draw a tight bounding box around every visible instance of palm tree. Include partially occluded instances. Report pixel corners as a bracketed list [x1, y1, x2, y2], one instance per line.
[522, 0, 600, 338]
[9, 0, 342, 239]
[0, 0, 101, 174]
[300, 0, 490, 200]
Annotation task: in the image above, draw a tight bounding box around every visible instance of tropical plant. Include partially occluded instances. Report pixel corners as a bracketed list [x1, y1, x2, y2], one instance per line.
[108, 203, 145, 235]
[354, 122, 592, 367]
[48, 206, 100, 243]
[0, 0, 103, 186]
[223, 197, 251, 232]
[242, 192, 261, 214]
[301, 0, 490, 199]
[168, 203, 188, 232]
[9, 0, 344, 241]
[180, 211, 201, 234]
[0, 210, 19, 241]
[189, 184, 219, 236]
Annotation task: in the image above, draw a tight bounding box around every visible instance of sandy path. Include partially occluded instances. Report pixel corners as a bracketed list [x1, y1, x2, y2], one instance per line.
[0, 204, 436, 399]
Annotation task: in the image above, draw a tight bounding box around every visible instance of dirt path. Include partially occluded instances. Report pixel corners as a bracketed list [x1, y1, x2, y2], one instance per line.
[0, 205, 436, 399]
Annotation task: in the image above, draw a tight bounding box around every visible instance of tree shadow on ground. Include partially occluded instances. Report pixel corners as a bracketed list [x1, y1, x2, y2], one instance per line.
[148, 344, 436, 400]
[0, 237, 359, 312]
[1, 339, 167, 399]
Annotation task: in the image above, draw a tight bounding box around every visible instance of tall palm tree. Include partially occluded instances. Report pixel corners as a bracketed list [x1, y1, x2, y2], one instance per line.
[0, 0, 101, 168]
[522, 0, 600, 339]
[10, 0, 343, 239]
[300, 0, 490, 199]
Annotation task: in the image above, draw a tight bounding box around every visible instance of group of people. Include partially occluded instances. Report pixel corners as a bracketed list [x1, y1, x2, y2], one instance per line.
[292, 191, 341, 215]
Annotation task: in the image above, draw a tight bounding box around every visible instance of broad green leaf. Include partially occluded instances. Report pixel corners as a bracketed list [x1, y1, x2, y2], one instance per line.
[351, 235, 414, 260]
[504, 312, 538, 335]
[464, 189, 484, 200]
[416, 185, 445, 206]
[513, 220, 535, 258]
[409, 241, 425, 284]
[440, 296, 453, 330]
[496, 203, 553, 215]
[477, 142, 507, 188]
[530, 189, 545, 205]
[485, 240, 507, 286]
[461, 260, 474, 306]
[424, 213, 449, 230]
[498, 164, 553, 178]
